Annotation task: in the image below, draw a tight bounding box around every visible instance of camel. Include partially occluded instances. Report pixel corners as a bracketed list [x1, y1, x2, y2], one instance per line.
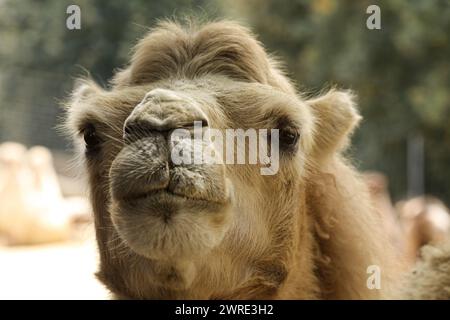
[363, 171, 405, 252]
[364, 172, 450, 270]
[397, 196, 450, 265]
[64, 20, 401, 299]
[393, 198, 450, 300]
[0, 142, 90, 245]
[398, 239, 450, 299]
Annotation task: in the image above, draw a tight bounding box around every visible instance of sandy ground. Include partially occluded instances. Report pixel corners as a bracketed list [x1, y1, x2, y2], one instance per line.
[0, 227, 110, 300]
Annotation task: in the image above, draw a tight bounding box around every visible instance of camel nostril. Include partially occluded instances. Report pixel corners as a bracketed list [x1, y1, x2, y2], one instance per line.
[123, 125, 134, 143]
[123, 126, 131, 141]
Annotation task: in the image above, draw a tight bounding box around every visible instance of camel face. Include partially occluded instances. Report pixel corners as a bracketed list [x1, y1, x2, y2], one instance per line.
[65, 21, 387, 299]
[109, 87, 233, 262]
[67, 75, 315, 294]
[107, 78, 317, 265]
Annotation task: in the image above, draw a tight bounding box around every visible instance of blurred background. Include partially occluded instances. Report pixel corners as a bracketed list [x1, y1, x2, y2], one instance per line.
[0, 0, 449, 299]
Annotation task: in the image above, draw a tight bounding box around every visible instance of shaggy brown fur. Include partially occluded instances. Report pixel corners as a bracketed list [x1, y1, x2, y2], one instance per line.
[65, 20, 400, 299]
[398, 240, 450, 299]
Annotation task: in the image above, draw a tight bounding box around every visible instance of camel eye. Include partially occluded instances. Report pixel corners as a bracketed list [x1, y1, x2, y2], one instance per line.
[83, 124, 101, 151]
[280, 129, 300, 150]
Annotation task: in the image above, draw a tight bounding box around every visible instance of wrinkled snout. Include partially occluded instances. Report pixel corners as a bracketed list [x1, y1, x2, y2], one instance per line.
[122, 88, 209, 143]
[110, 88, 228, 204]
[108, 88, 232, 262]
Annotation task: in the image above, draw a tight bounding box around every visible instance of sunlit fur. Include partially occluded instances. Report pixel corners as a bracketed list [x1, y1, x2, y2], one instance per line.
[64, 20, 400, 299]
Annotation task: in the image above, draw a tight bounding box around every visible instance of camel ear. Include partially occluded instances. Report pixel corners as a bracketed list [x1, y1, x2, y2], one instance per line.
[63, 79, 103, 136]
[69, 79, 101, 106]
[307, 90, 361, 156]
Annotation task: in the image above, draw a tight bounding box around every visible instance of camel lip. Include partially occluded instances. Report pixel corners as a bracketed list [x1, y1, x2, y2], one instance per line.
[115, 188, 183, 201]
[114, 188, 224, 206]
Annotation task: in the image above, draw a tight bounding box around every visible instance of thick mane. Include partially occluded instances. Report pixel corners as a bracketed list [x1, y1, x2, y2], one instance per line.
[114, 20, 294, 93]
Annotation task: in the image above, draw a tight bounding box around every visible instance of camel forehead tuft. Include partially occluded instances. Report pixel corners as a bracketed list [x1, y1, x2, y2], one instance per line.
[122, 20, 273, 86]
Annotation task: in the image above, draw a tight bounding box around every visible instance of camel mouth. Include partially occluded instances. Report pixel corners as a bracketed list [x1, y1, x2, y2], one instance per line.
[117, 188, 226, 206]
[111, 187, 231, 224]
[109, 187, 232, 261]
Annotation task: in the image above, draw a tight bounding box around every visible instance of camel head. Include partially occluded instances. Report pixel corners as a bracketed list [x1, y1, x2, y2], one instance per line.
[65, 21, 361, 299]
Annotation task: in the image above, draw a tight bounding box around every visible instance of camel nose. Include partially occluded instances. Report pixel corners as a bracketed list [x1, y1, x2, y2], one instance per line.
[123, 88, 208, 144]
